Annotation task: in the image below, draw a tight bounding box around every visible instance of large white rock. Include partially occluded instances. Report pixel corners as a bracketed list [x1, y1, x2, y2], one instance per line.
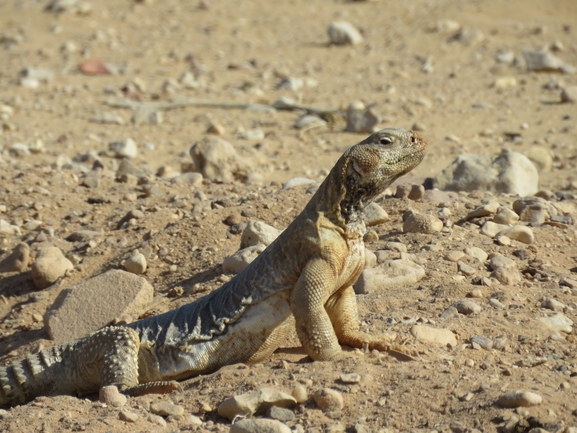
[44, 269, 154, 342]
[240, 220, 282, 248]
[433, 150, 539, 196]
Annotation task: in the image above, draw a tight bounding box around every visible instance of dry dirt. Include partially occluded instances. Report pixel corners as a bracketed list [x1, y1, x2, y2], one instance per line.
[1, 0, 577, 432]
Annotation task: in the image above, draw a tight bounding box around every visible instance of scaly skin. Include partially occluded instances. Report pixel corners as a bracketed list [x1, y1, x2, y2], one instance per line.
[0, 128, 427, 406]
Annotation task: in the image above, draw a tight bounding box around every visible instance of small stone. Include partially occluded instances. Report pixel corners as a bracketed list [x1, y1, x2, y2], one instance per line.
[498, 390, 542, 408]
[464, 247, 488, 262]
[292, 384, 308, 403]
[470, 335, 493, 350]
[124, 253, 147, 274]
[408, 184, 425, 200]
[0, 219, 22, 236]
[354, 260, 425, 294]
[266, 405, 295, 422]
[345, 101, 381, 133]
[99, 385, 126, 407]
[206, 121, 226, 135]
[295, 115, 327, 129]
[466, 202, 500, 219]
[493, 208, 519, 225]
[119, 409, 138, 422]
[90, 113, 124, 125]
[240, 128, 264, 140]
[327, 21, 364, 45]
[0, 243, 29, 273]
[410, 325, 457, 346]
[148, 414, 167, 427]
[469, 289, 483, 298]
[452, 299, 481, 315]
[538, 313, 573, 333]
[541, 298, 565, 311]
[364, 248, 376, 269]
[561, 86, 577, 103]
[230, 419, 291, 433]
[151, 401, 185, 417]
[363, 230, 379, 243]
[363, 202, 389, 226]
[340, 373, 361, 384]
[31, 246, 73, 289]
[109, 138, 138, 159]
[493, 77, 517, 89]
[171, 172, 203, 186]
[217, 388, 296, 421]
[403, 211, 443, 234]
[523, 147, 553, 172]
[445, 250, 465, 262]
[240, 221, 281, 248]
[458, 261, 476, 276]
[384, 242, 407, 253]
[222, 244, 265, 274]
[313, 388, 344, 411]
[524, 49, 574, 73]
[281, 178, 317, 190]
[495, 226, 534, 244]
[480, 221, 509, 238]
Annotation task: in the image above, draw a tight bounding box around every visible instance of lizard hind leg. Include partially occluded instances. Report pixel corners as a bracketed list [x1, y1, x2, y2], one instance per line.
[91, 326, 141, 392]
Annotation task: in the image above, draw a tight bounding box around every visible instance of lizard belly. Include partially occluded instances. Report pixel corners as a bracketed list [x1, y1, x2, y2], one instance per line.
[336, 239, 365, 289]
[149, 293, 292, 381]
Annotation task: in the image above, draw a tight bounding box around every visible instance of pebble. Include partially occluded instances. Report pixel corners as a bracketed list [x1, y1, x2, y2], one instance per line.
[408, 184, 425, 200]
[0, 243, 30, 273]
[445, 250, 465, 262]
[124, 252, 148, 275]
[90, 113, 124, 125]
[403, 211, 443, 234]
[452, 299, 481, 315]
[222, 244, 265, 274]
[240, 220, 281, 248]
[230, 419, 291, 433]
[469, 289, 483, 298]
[345, 101, 381, 133]
[363, 202, 389, 226]
[384, 242, 407, 253]
[217, 388, 296, 421]
[327, 21, 364, 45]
[99, 385, 127, 407]
[206, 121, 226, 135]
[295, 115, 327, 129]
[541, 298, 565, 311]
[470, 335, 493, 350]
[148, 414, 167, 427]
[364, 248, 376, 269]
[561, 86, 577, 103]
[354, 260, 425, 294]
[267, 405, 295, 422]
[464, 247, 488, 262]
[466, 202, 500, 219]
[480, 221, 509, 238]
[498, 390, 542, 408]
[313, 388, 344, 411]
[524, 49, 575, 73]
[171, 172, 203, 186]
[292, 384, 308, 403]
[150, 401, 184, 417]
[523, 147, 553, 172]
[340, 373, 361, 384]
[109, 138, 138, 159]
[410, 324, 457, 346]
[31, 246, 73, 289]
[495, 226, 534, 244]
[493, 208, 519, 225]
[538, 313, 573, 333]
[281, 177, 317, 190]
[0, 219, 22, 236]
[493, 77, 517, 89]
[458, 261, 476, 276]
[119, 409, 138, 422]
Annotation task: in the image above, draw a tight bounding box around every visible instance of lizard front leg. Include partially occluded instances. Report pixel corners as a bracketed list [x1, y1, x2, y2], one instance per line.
[325, 286, 416, 361]
[291, 259, 342, 361]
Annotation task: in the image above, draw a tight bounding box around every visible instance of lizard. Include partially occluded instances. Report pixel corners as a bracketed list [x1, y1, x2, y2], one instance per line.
[0, 128, 427, 406]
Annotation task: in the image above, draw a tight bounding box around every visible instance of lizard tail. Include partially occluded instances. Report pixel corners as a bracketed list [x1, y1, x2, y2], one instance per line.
[0, 352, 49, 406]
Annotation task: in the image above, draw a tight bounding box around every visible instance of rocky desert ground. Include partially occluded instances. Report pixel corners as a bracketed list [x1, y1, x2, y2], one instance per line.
[1, 0, 577, 432]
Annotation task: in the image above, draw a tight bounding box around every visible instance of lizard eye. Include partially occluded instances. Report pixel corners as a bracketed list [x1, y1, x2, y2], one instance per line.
[378, 135, 394, 145]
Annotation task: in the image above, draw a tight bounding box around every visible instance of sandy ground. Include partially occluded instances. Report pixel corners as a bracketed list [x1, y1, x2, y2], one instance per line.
[0, 0, 577, 431]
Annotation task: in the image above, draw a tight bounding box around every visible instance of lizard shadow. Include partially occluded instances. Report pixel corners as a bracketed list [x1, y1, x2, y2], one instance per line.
[0, 272, 37, 298]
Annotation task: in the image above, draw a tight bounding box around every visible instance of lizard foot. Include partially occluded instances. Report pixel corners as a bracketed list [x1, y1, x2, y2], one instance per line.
[122, 380, 183, 397]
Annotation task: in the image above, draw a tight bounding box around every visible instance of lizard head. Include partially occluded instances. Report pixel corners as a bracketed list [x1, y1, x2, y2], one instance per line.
[338, 128, 427, 222]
